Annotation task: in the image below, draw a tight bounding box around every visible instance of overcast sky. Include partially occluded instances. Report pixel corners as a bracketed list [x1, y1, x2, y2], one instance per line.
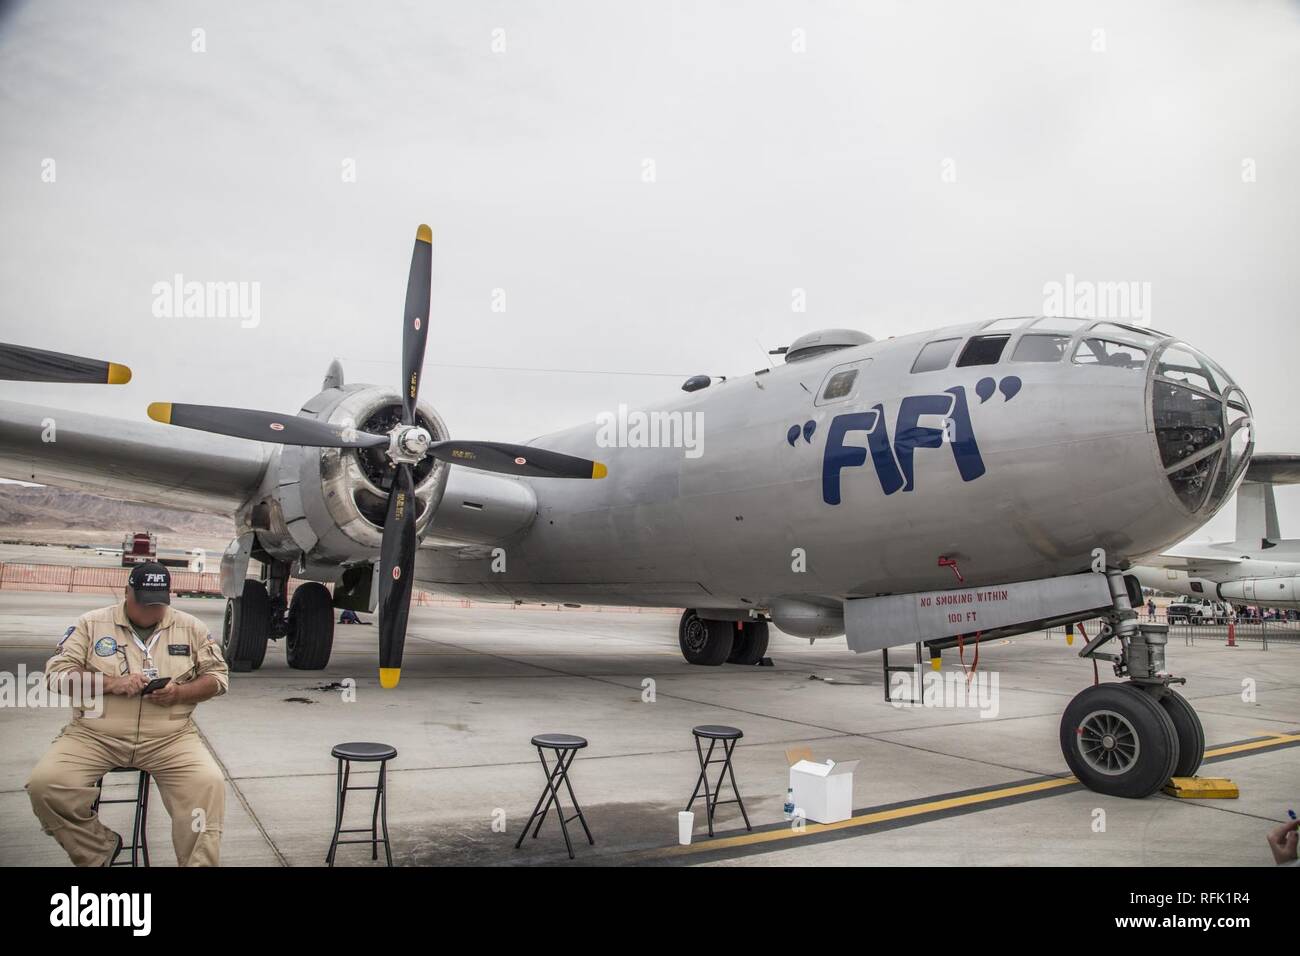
[1, 0, 1297, 541]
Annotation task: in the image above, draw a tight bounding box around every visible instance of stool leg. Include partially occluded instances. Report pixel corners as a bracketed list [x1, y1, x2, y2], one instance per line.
[557, 750, 594, 846]
[378, 760, 392, 867]
[543, 749, 576, 860]
[723, 740, 751, 831]
[131, 772, 145, 867]
[369, 763, 383, 861]
[530, 749, 567, 840]
[139, 773, 151, 867]
[326, 758, 346, 866]
[685, 735, 708, 813]
[514, 748, 554, 849]
[701, 739, 718, 836]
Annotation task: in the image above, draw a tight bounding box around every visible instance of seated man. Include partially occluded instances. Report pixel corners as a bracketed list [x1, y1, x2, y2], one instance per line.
[26, 562, 229, 866]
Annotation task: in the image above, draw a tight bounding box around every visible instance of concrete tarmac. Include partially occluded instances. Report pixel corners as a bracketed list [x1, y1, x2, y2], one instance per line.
[1, 591, 1296, 866]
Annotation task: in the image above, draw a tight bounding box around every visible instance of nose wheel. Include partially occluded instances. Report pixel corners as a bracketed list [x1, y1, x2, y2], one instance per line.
[1060, 683, 1179, 798]
[1061, 569, 1205, 797]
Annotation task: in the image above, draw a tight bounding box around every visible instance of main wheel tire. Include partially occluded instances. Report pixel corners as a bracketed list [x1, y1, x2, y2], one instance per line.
[1060, 682, 1180, 798]
[286, 582, 335, 670]
[678, 610, 734, 666]
[1156, 688, 1205, 777]
[728, 620, 770, 665]
[223, 579, 269, 672]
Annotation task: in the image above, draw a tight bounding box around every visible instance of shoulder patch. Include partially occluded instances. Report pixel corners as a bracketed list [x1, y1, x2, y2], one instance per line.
[93, 636, 118, 657]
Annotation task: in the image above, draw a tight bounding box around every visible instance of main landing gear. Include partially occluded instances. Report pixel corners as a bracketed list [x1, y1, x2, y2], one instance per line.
[1061, 570, 1204, 798]
[222, 558, 335, 672]
[678, 610, 768, 666]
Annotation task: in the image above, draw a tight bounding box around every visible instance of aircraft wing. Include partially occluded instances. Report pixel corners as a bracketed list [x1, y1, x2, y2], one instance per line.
[0, 399, 270, 516]
[1245, 453, 1300, 485]
[1137, 553, 1243, 573]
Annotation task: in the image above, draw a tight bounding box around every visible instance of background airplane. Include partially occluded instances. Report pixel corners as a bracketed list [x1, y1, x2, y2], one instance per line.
[1133, 454, 1300, 609]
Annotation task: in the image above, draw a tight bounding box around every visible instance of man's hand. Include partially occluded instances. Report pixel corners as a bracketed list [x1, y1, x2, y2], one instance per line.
[146, 681, 184, 706]
[108, 673, 148, 697]
[1267, 819, 1299, 865]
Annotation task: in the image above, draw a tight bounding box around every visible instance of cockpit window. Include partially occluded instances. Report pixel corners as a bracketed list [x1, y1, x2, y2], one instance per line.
[956, 335, 1009, 367]
[1152, 342, 1252, 514]
[911, 338, 960, 373]
[982, 317, 1032, 332]
[1011, 334, 1070, 363]
[1156, 345, 1224, 395]
[821, 369, 858, 400]
[1032, 317, 1089, 332]
[1072, 338, 1148, 370]
[1089, 322, 1160, 346]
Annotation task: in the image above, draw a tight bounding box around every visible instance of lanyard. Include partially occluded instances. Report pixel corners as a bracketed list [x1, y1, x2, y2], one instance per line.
[132, 628, 162, 664]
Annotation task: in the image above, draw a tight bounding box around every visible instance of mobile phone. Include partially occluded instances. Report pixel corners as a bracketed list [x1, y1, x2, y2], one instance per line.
[142, 676, 171, 695]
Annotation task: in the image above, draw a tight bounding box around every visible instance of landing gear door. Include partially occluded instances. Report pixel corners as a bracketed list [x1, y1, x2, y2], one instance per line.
[219, 532, 255, 599]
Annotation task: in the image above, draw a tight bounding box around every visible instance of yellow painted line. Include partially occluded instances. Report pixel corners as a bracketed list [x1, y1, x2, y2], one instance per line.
[1204, 732, 1300, 759]
[655, 732, 1300, 858]
[655, 776, 1077, 857]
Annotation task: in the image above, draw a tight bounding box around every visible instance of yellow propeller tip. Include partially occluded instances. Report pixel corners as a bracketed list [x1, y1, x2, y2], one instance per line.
[107, 363, 132, 385]
[592, 462, 608, 479]
[416, 224, 432, 244]
[146, 402, 172, 424]
[379, 667, 401, 689]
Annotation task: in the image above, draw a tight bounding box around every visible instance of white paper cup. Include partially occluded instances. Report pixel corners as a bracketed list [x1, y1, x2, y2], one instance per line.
[678, 810, 694, 845]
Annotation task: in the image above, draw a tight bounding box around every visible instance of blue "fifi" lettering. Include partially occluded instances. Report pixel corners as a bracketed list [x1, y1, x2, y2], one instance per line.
[822, 386, 987, 505]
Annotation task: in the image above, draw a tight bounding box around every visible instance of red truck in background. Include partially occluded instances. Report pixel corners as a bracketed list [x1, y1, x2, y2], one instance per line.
[120, 531, 157, 566]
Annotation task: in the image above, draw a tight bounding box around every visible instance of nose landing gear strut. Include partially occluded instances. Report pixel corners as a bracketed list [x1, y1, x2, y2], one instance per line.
[1060, 569, 1205, 798]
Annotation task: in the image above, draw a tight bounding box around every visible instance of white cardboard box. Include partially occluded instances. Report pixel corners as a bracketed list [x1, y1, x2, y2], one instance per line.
[787, 753, 859, 824]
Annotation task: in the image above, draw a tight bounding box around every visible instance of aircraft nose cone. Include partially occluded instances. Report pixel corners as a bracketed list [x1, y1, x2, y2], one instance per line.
[1150, 341, 1253, 515]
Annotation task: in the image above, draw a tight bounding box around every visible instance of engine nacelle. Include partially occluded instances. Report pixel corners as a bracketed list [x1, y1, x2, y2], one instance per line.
[239, 384, 450, 575]
[1217, 577, 1298, 606]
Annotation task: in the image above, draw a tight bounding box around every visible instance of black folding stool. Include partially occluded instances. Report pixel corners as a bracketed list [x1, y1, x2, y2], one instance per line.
[515, 733, 594, 860]
[92, 767, 151, 867]
[684, 724, 751, 837]
[325, 742, 396, 867]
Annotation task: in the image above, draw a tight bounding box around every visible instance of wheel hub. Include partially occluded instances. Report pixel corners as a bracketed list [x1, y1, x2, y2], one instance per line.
[1077, 708, 1141, 776]
[684, 617, 708, 653]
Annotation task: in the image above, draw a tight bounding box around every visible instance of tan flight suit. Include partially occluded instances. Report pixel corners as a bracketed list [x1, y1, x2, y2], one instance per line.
[26, 601, 230, 866]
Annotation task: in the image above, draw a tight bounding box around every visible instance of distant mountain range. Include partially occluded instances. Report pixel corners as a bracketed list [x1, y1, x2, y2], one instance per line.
[0, 483, 235, 538]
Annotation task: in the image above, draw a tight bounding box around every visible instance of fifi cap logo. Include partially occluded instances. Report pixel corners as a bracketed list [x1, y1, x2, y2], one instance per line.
[94, 636, 118, 657]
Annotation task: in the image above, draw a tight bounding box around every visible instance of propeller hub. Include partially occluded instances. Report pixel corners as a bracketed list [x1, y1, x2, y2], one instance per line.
[389, 424, 432, 464]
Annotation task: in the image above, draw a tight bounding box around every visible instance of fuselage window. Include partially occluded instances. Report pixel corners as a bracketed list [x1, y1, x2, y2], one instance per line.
[821, 369, 858, 400]
[1072, 338, 1149, 370]
[1011, 333, 1070, 363]
[956, 334, 1010, 367]
[910, 338, 960, 373]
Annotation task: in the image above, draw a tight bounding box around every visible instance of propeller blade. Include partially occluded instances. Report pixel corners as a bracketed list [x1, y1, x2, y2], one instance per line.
[147, 402, 388, 448]
[428, 440, 608, 480]
[401, 224, 433, 424]
[377, 463, 417, 688]
[0, 342, 131, 384]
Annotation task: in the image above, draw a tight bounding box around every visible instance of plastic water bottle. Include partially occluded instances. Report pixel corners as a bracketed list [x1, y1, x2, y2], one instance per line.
[783, 788, 795, 821]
